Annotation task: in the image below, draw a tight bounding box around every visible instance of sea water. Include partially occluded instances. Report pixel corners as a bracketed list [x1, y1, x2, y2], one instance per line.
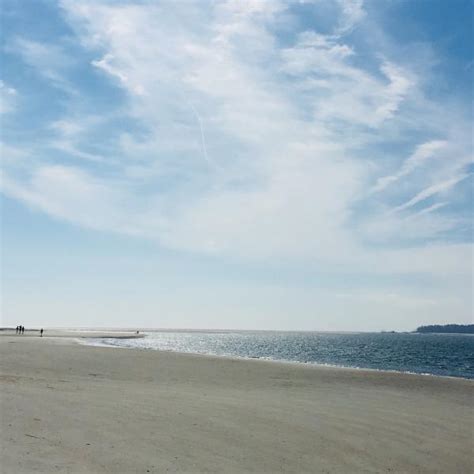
[89, 331, 474, 379]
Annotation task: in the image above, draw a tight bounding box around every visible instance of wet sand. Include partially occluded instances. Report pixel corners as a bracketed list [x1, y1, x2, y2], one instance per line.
[0, 332, 472, 473]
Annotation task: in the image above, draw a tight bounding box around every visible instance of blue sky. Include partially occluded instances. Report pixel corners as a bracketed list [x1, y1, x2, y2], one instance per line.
[1, 0, 472, 330]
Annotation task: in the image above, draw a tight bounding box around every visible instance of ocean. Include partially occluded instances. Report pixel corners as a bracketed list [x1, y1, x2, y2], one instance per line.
[88, 330, 474, 379]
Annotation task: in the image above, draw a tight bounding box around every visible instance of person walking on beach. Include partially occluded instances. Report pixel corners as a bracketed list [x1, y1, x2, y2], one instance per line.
[40, 328, 43, 337]
[21, 326, 25, 334]
[15, 326, 19, 334]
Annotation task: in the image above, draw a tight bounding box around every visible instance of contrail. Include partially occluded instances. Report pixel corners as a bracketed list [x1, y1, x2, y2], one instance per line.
[189, 103, 211, 166]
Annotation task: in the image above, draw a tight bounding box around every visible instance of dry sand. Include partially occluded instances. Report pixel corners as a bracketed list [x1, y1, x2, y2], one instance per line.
[0, 331, 472, 473]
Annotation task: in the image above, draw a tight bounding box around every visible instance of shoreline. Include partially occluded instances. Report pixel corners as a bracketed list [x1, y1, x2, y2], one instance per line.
[81, 331, 474, 382]
[2, 329, 472, 380]
[1, 335, 472, 473]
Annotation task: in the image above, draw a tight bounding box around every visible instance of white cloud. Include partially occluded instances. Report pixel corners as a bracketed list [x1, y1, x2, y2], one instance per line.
[92, 53, 145, 95]
[375, 61, 414, 122]
[281, 33, 414, 128]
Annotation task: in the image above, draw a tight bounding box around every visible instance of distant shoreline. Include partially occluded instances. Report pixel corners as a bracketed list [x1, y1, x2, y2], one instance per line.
[2, 326, 472, 334]
[415, 324, 474, 334]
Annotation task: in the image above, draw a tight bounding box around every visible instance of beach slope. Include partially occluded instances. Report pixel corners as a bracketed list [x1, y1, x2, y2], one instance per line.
[1, 335, 472, 473]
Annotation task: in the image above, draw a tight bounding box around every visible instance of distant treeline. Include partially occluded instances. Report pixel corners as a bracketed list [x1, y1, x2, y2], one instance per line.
[416, 324, 474, 334]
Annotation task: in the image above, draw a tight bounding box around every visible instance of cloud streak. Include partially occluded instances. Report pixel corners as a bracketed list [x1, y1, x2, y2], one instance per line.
[393, 174, 470, 213]
[372, 140, 447, 193]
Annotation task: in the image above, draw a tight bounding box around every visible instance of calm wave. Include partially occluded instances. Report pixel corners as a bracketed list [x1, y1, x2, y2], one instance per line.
[89, 331, 474, 379]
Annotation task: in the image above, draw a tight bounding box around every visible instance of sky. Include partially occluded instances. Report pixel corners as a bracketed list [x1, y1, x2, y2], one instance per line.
[0, 0, 472, 331]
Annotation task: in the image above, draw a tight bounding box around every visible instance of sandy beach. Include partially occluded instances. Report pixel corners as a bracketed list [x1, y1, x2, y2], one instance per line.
[0, 332, 472, 473]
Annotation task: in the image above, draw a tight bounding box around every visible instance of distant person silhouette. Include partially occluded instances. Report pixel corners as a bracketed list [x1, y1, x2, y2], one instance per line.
[15, 326, 19, 334]
[21, 326, 25, 334]
[40, 328, 44, 337]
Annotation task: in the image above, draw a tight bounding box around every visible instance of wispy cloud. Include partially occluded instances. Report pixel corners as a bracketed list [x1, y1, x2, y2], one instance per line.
[7, 37, 76, 93]
[372, 140, 447, 193]
[48, 117, 114, 164]
[335, 0, 366, 35]
[1, 165, 134, 233]
[392, 174, 470, 213]
[412, 202, 449, 217]
[281, 32, 414, 128]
